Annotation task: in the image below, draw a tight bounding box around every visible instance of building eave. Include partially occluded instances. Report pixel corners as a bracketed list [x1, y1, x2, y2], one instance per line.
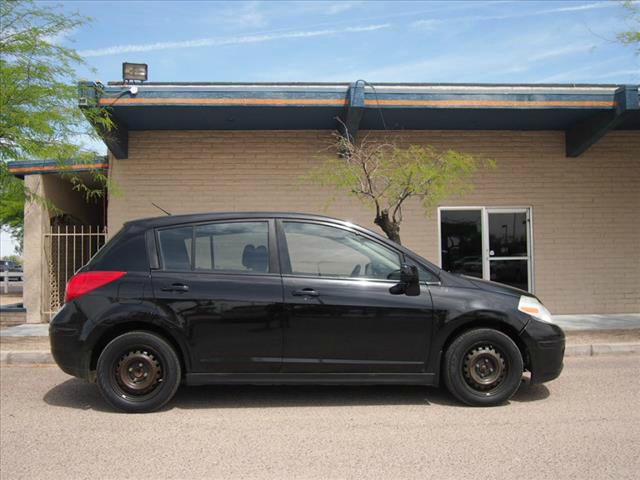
[7, 157, 109, 178]
[79, 81, 640, 160]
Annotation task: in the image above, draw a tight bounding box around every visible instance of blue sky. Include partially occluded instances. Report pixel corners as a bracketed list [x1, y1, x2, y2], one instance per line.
[61, 0, 638, 84]
[1, 0, 638, 257]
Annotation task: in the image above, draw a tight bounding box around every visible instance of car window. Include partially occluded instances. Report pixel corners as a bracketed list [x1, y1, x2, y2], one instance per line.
[86, 225, 148, 272]
[282, 222, 401, 280]
[158, 226, 193, 270]
[406, 257, 440, 283]
[194, 222, 269, 273]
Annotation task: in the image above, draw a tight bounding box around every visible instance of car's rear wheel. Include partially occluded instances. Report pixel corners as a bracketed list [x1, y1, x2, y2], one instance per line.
[96, 331, 181, 413]
[443, 328, 523, 406]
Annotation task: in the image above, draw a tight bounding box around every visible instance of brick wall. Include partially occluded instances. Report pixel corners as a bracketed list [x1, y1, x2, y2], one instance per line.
[108, 130, 640, 314]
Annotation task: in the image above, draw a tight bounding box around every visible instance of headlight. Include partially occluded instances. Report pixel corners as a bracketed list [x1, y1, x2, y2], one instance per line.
[518, 295, 554, 324]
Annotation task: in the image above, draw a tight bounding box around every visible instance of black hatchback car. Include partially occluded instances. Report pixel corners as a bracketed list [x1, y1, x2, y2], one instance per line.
[50, 212, 564, 412]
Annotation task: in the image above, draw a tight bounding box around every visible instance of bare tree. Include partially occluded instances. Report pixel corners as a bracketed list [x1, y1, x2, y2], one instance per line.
[309, 129, 494, 244]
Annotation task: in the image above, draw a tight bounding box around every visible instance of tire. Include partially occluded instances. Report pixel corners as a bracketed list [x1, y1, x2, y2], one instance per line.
[96, 331, 181, 413]
[443, 328, 523, 406]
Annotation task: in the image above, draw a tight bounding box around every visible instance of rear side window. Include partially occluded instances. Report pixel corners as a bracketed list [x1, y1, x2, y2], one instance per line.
[158, 227, 192, 270]
[158, 222, 270, 273]
[89, 226, 150, 272]
[195, 222, 269, 272]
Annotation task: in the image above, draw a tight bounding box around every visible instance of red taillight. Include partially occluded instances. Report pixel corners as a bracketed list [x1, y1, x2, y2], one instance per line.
[65, 271, 126, 303]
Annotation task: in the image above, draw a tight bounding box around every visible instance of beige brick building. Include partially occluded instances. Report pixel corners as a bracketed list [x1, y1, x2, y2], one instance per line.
[10, 82, 640, 322]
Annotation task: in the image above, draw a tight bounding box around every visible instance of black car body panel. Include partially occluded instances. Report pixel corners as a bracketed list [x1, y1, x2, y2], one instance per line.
[521, 319, 565, 383]
[152, 270, 284, 373]
[281, 279, 433, 373]
[50, 212, 564, 390]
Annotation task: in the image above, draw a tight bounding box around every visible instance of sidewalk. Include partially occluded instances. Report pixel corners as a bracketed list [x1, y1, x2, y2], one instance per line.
[554, 313, 640, 331]
[1, 314, 639, 365]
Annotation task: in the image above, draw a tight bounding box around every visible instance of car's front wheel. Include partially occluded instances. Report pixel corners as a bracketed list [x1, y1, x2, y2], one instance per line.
[443, 328, 523, 406]
[96, 331, 181, 413]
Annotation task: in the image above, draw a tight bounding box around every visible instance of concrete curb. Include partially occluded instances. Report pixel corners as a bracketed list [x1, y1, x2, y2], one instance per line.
[0, 351, 53, 365]
[564, 343, 640, 357]
[2, 343, 640, 366]
[592, 343, 640, 355]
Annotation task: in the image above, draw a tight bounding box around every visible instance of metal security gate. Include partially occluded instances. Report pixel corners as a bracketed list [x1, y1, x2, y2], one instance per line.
[43, 225, 107, 320]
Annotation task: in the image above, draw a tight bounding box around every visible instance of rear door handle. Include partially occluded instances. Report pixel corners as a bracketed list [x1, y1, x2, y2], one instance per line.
[161, 283, 189, 293]
[292, 288, 319, 297]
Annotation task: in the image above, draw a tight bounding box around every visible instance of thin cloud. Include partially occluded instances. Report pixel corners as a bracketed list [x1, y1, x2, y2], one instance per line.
[292, 1, 363, 16]
[79, 24, 390, 57]
[201, 1, 267, 29]
[543, 67, 640, 82]
[326, 3, 359, 15]
[552, 2, 613, 13]
[411, 1, 615, 28]
[537, 65, 640, 83]
[588, 69, 640, 80]
[411, 19, 445, 31]
[528, 43, 597, 62]
[325, 36, 604, 83]
[228, 1, 267, 28]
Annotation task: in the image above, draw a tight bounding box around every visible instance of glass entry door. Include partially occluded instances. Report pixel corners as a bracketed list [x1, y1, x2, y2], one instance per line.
[485, 208, 531, 291]
[440, 207, 532, 292]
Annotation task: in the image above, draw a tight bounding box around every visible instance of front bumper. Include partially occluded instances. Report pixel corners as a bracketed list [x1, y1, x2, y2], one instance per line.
[49, 303, 92, 380]
[521, 319, 565, 384]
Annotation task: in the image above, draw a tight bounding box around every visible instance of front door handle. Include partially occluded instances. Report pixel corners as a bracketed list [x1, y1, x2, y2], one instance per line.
[292, 288, 319, 297]
[161, 283, 189, 293]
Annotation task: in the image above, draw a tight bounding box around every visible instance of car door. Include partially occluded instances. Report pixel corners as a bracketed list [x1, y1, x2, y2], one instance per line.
[278, 219, 434, 373]
[151, 219, 284, 373]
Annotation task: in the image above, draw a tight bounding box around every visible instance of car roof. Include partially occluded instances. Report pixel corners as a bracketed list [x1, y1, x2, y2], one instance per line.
[122, 211, 445, 277]
[126, 211, 399, 253]
[126, 211, 349, 229]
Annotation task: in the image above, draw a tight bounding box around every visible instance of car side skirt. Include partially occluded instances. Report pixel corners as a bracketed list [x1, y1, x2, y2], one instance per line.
[185, 372, 437, 386]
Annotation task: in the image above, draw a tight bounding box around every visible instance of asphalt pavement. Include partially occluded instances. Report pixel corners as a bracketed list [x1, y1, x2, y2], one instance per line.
[1, 355, 639, 479]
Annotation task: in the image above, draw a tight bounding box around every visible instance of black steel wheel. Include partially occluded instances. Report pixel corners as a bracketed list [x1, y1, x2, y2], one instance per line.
[116, 349, 163, 395]
[443, 328, 523, 406]
[96, 331, 181, 413]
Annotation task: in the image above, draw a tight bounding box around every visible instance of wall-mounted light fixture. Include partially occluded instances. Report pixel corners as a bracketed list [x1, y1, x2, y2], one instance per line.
[122, 62, 148, 83]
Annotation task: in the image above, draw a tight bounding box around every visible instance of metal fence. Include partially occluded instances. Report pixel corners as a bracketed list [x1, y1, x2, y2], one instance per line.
[1, 272, 23, 295]
[43, 225, 107, 319]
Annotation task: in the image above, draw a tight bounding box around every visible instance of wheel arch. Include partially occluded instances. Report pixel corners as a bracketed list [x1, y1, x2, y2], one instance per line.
[89, 321, 189, 376]
[433, 316, 531, 383]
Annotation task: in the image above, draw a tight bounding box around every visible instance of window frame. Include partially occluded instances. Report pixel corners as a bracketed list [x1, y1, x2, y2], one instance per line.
[276, 219, 411, 284]
[404, 254, 441, 285]
[156, 225, 193, 272]
[437, 206, 534, 293]
[155, 218, 279, 276]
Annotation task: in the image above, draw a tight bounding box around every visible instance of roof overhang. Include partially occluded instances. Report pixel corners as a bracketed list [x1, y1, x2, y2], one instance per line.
[79, 81, 640, 160]
[8, 157, 108, 178]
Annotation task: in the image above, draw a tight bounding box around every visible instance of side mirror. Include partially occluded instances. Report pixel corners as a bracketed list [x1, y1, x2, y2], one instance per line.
[400, 264, 418, 283]
[389, 264, 420, 296]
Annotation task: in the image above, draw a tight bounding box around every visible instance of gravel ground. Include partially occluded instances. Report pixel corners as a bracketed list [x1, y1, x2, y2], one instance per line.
[1, 355, 639, 479]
